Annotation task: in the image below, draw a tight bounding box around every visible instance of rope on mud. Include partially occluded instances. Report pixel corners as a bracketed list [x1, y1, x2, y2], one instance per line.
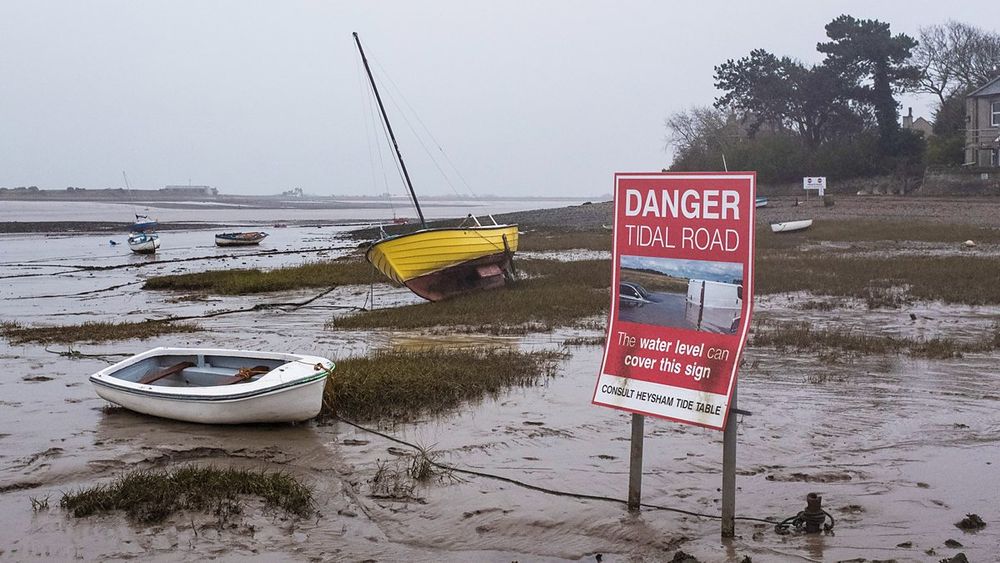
[161, 286, 367, 323]
[0, 245, 358, 279]
[335, 416, 777, 526]
[6, 281, 144, 300]
[44, 348, 133, 363]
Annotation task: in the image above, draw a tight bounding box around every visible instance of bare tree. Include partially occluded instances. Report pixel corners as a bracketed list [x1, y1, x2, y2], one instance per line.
[664, 106, 743, 154]
[915, 21, 1000, 103]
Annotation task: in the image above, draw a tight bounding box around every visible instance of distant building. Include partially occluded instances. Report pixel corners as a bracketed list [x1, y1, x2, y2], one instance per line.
[901, 107, 933, 137]
[161, 185, 218, 196]
[965, 75, 1000, 167]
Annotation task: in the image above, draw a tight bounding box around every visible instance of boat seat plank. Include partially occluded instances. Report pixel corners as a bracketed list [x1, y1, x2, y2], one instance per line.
[216, 365, 272, 385]
[138, 361, 196, 385]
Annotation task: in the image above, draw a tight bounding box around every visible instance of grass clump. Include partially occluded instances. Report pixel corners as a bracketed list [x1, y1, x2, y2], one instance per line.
[518, 229, 611, 252]
[325, 347, 565, 422]
[0, 320, 198, 345]
[60, 466, 312, 524]
[756, 219, 1000, 251]
[564, 336, 607, 346]
[332, 259, 609, 332]
[143, 259, 374, 295]
[751, 321, 1000, 359]
[757, 254, 1000, 306]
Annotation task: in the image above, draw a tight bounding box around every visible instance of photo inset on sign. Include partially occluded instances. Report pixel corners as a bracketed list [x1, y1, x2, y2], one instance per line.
[618, 256, 743, 334]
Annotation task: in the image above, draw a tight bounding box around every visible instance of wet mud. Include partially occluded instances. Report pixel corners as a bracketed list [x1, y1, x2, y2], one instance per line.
[1, 213, 999, 561]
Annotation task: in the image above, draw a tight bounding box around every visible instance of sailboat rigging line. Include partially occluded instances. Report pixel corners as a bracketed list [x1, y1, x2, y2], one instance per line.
[372, 58, 480, 200]
[122, 170, 137, 219]
[357, 56, 398, 219]
[353, 32, 427, 229]
[373, 63, 468, 201]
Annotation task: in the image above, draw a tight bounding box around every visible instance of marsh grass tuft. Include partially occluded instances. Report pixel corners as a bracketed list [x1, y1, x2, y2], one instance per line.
[564, 336, 607, 347]
[60, 466, 312, 524]
[0, 320, 198, 345]
[517, 229, 611, 252]
[332, 259, 609, 332]
[143, 259, 374, 295]
[757, 254, 1000, 306]
[752, 320, 1000, 359]
[29, 496, 49, 511]
[756, 219, 1000, 251]
[325, 347, 565, 422]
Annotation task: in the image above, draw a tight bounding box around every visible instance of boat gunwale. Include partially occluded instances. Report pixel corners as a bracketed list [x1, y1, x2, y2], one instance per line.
[90, 347, 332, 399]
[90, 371, 329, 402]
[364, 224, 518, 261]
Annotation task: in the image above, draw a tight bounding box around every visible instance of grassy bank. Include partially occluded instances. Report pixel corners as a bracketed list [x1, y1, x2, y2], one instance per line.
[325, 347, 564, 421]
[61, 466, 312, 523]
[757, 254, 1000, 306]
[757, 219, 1000, 250]
[332, 259, 610, 332]
[751, 320, 1000, 359]
[0, 320, 198, 344]
[518, 229, 611, 252]
[143, 259, 374, 295]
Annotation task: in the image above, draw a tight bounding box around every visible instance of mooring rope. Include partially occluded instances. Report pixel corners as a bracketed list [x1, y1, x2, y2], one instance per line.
[334, 416, 777, 525]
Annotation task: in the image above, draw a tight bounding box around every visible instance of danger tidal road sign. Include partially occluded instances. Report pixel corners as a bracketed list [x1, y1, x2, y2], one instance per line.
[593, 172, 756, 430]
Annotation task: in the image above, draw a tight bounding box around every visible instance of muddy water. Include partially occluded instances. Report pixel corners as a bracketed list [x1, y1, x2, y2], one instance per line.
[1, 233, 999, 561]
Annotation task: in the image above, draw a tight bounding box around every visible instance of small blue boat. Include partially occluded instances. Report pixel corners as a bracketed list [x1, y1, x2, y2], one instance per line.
[755, 197, 769, 208]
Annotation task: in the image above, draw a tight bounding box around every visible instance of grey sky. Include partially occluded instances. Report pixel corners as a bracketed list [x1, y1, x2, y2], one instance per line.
[1, 1, 994, 197]
[621, 255, 741, 282]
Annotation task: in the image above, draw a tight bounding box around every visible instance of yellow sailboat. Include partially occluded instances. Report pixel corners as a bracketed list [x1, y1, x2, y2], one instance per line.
[354, 33, 518, 301]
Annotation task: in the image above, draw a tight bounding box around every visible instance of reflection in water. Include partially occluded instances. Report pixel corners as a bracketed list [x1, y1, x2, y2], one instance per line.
[618, 291, 739, 334]
[684, 301, 740, 334]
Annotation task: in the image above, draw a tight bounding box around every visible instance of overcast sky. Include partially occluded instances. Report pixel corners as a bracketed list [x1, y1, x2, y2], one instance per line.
[1, 1, 995, 197]
[622, 256, 741, 283]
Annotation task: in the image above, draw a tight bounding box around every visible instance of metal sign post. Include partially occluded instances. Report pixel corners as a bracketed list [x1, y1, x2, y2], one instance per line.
[628, 413, 644, 512]
[721, 383, 737, 537]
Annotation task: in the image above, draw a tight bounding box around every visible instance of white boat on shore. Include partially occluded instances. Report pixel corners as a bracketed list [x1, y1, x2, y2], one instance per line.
[127, 232, 160, 254]
[770, 219, 813, 233]
[90, 347, 334, 424]
[215, 231, 268, 246]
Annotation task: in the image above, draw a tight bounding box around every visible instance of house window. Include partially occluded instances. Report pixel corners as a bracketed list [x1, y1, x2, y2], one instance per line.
[993, 101, 1000, 127]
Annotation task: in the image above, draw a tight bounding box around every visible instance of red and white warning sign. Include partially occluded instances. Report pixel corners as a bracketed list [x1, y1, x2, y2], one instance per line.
[592, 172, 756, 430]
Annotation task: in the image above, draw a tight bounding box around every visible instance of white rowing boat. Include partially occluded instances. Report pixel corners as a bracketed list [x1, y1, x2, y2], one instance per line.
[770, 219, 813, 233]
[127, 232, 160, 254]
[90, 347, 333, 424]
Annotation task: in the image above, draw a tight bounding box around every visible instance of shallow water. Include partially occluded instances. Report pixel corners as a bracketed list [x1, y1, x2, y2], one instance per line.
[1, 230, 998, 561]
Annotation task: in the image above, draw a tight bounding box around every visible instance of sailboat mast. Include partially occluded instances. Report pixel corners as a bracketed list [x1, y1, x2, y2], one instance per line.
[353, 32, 427, 228]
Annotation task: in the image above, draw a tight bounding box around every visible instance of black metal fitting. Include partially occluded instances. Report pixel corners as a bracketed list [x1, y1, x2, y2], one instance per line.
[774, 492, 836, 535]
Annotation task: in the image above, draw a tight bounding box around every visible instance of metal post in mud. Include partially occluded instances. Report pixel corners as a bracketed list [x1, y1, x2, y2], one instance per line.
[628, 413, 644, 512]
[721, 384, 737, 537]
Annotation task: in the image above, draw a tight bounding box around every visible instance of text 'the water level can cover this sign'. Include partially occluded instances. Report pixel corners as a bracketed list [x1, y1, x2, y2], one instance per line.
[592, 172, 756, 430]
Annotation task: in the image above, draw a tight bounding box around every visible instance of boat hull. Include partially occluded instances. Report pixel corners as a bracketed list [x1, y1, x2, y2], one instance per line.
[89, 347, 331, 424]
[403, 251, 514, 301]
[215, 232, 268, 246]
[128, 235, 160, 254]
[366, 225, 518, 300]
[92, 376, 326, 424]
[770, 219, 813, 233]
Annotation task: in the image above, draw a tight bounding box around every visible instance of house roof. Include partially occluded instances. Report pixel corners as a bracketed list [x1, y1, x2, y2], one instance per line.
[968, 75, 1000, 97]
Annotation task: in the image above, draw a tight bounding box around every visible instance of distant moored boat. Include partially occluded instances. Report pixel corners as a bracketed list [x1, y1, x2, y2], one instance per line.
[770, 219, 812, 233]
[215, 232, 269, 246]
[127, 232, 160, 254]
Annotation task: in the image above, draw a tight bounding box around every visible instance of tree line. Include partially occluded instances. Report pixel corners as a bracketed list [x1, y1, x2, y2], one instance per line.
[666, 17, 1000, 184]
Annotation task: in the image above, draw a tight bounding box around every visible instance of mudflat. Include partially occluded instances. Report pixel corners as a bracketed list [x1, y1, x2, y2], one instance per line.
[0, 197, 997, 561]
